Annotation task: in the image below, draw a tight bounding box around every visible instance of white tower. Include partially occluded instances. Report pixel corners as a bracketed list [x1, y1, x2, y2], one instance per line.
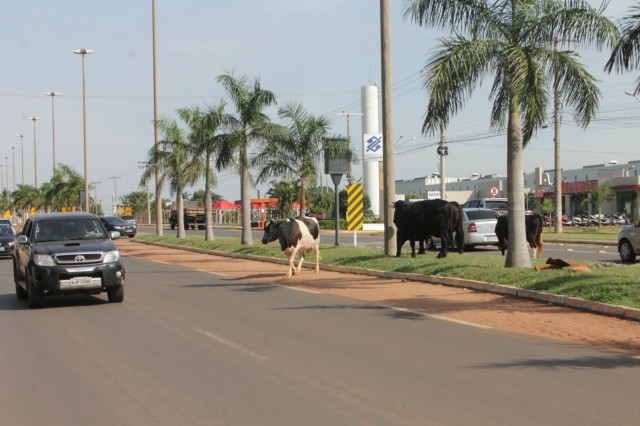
[361, 84, 381, 218]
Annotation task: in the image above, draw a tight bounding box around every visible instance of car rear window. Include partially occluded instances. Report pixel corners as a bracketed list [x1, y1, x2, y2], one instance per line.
[485, 201, 507, 210]
[466, 210, 499, 220]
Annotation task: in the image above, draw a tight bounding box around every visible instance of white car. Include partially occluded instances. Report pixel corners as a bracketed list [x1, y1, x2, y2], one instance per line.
[618, 222, 640, 262]
[461, 208, 500, 249]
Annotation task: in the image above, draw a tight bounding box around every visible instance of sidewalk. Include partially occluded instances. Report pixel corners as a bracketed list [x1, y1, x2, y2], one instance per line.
[116, 238, 640, 354]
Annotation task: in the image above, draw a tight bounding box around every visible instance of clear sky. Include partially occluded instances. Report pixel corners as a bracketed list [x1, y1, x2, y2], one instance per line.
[2, 1, 639, 209]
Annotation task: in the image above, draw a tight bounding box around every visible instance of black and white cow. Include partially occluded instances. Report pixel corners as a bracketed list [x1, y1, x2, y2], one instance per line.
[495, 213, 544, 258]
[261, 217, 321, 278]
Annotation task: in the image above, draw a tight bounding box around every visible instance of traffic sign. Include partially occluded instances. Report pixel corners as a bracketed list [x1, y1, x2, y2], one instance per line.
[490, 186, 499, 197]
[346, 183, 364, 231]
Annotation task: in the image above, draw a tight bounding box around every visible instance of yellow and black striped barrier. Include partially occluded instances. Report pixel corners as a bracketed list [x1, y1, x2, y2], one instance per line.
[346, 183, 364, 231]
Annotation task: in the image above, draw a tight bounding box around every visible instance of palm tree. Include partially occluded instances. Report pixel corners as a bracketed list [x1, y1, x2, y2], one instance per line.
[605, 2, 640, 94]
[141, 117, 203, 238]
[267, 178, 300, 217]
[10, 184, 41, 219]
[215, 71, 279, 245]
[253, 101, 353, 216]
[178, 102, 229, 241]
[41, 164, 85, 211]
[402, 0, 616, 267]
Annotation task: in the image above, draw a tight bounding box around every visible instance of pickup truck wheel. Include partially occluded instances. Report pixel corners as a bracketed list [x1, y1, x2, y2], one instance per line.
[14, 261, 27, 300]
[107, 285, 124, 303]
[27, 271, 44, 309]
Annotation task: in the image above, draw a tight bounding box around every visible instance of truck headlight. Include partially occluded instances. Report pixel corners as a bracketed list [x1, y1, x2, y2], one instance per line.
[104, 250, 121, 263]
[33, 254, 56, 266]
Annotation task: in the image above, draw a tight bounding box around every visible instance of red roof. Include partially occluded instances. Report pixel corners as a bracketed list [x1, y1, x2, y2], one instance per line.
[212, 200, 238, 209]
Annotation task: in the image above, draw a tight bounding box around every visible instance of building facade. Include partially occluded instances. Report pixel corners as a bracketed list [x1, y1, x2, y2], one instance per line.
[395, 160, 640, 221]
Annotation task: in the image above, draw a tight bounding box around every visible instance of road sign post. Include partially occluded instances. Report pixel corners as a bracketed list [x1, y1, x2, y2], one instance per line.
[325, 152, 350, 246]
[347, 183, 364, 247]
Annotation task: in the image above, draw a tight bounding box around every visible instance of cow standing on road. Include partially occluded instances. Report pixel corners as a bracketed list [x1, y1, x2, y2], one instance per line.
[261, 217, 321, 278]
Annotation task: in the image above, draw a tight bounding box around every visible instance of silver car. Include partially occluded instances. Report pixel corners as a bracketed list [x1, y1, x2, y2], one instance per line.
[618, 222, 640, 262]
[462, 208, 500, 249]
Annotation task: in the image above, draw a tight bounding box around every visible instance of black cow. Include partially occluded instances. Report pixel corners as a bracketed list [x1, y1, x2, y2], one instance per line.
[261, 217, 320, 278]
[495, 213, 544, 258]
[393, 199, 462, 259]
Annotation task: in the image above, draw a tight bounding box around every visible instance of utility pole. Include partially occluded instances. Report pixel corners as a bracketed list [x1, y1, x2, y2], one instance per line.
[380, 0, 396, 255]
[90, 181, 101, 214]
[139, 161, 151, 224]
[438, 123, 447, 200]
[152, 0, 163, 236]
[334, 111, 363, 183]
[108, 176, 120, 215]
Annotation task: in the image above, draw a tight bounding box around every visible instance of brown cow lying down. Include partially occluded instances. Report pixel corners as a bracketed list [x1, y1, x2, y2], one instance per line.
[261, 217, 320, 278]
[495, 213, 544, 258]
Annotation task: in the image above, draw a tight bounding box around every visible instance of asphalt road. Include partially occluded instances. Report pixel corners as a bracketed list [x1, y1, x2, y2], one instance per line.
[141, 225, 621, 263]
[1, 253, 638, 425]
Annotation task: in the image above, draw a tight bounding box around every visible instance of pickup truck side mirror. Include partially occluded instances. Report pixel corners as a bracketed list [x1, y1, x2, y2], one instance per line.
[16, 235, 29, 245]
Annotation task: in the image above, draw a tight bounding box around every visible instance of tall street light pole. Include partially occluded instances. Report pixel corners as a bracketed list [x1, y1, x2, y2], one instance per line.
[152, 0, 163, 236]
[90, 181, 101, 214]
[16, 134, 25, 185]
[27, 117, 40, 187]
[380, 0, 397, 255]
[73, 48, 95, 212]
[44, 91, 61, 175]
[10, 146, 15, 191]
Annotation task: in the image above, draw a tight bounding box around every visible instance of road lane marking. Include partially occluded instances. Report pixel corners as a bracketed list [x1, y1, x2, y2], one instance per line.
[281, 286, 322, 294]
[380, 305, 492, 329]
[195, 329, 268, 361]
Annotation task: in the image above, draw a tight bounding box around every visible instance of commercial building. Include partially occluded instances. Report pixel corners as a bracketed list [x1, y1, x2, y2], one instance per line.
[396, 160, 640, 221]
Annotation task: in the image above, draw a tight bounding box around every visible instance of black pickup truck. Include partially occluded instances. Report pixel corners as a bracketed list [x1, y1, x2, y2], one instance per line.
[13, 212, 125, 308]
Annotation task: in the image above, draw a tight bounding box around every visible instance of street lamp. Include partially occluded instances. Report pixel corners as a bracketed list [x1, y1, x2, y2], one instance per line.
[44, 91, 61, 174]
[72, 48, 95, 212]
[16, 134, 25, 185]
[27, 117, 40, 186]
[10, 146, 15, 191]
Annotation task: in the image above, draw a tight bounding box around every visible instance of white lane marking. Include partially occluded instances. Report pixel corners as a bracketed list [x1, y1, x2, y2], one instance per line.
[426, 314, 493, 329]
[196, 269, 229, 277]
[281, 286, 322, 294]
[152, 260, 169, 264]
[380, 305, 492, 329]
[195, 329, 268, 361]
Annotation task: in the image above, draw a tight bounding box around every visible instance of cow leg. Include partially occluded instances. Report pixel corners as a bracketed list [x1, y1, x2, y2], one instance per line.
[437, 235, 449, 258]
[410, 239, 417, 258]
[313, 244, 320, 274]
[286, 248, 298, 278]
[296, 250, 305, 274]
[417, 239, 425, 255]
[536, 239, 544, 258]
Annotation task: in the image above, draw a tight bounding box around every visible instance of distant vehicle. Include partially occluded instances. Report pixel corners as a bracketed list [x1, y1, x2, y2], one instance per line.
[462, 198, 508, 215]
[618, 221, 640, 262]
[13, 212, 125, 308]
[120, 214, 136, 225]
[100, 216, 137, 238]
[0, 223, 16, 258]
[461, 208, 500, 249]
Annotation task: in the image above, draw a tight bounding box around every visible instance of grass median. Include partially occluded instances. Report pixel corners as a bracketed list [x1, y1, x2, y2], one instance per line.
[136, 234, 640, 309]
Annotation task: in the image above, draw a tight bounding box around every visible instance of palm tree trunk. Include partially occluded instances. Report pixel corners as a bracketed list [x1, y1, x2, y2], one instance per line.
[204, 157, 214, 241]
[240, 163, 253, 245]
[505, 110, 532, 268]
[176, 187, 186, 239]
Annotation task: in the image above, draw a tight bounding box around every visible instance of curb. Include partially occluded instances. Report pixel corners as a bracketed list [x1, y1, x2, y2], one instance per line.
[129, 239, 640, 323]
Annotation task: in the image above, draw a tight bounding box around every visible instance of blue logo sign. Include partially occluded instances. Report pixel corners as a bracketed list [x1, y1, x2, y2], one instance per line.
[366, 135, 382, 153]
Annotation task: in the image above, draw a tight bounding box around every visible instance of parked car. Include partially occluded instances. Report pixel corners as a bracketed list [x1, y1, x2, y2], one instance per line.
[0, 223, 16, 258]
[13, 212, 125, 308]
[120, 214, 137, 225]
[461, 208, 500, 249]
[462, 198, 508, 215]
[100, 216, 137, 238]
[618, 221, 640, 262]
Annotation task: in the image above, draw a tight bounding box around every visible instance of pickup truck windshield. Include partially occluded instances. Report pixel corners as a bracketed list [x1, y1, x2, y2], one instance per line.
[35, 219, 107, 242]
